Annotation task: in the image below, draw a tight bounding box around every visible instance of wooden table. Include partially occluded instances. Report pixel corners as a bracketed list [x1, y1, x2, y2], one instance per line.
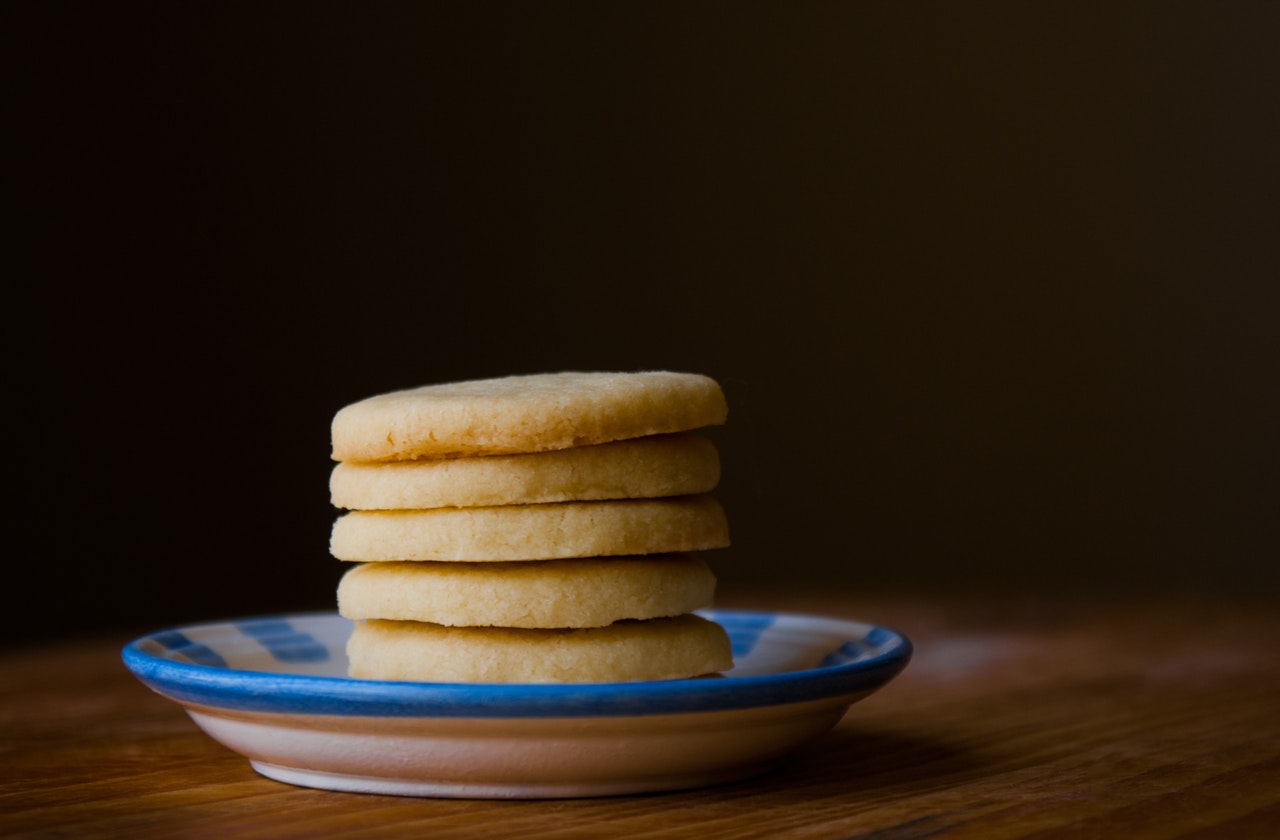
[3, 589, 1277, 838]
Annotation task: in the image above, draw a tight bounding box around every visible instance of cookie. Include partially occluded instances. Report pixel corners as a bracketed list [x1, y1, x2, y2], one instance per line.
[330, 432, 719, 511]
[330, 371, 727, 462]
[345, 613, 734, 683]
[337, 554, 717, 629]
[330, 495, 730, 562]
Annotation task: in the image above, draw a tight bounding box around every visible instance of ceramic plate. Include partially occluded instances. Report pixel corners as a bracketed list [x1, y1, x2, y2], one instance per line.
[122, 609, 911, 799]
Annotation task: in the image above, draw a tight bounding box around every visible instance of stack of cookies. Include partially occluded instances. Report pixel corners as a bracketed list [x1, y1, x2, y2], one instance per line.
[328, 371, 735, 683]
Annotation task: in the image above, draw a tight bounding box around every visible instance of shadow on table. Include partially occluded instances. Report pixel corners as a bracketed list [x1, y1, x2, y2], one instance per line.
[721, 725, 984, 804]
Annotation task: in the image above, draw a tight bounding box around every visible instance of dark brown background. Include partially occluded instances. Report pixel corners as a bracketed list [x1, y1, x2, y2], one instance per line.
[13, 2, 1278, 646]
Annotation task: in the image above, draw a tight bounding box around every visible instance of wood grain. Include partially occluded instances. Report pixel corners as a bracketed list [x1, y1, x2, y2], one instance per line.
[2, 591, 1277, 839]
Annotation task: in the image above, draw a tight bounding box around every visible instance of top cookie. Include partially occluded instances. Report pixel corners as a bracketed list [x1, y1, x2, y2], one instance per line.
[331, 371, 727, 462]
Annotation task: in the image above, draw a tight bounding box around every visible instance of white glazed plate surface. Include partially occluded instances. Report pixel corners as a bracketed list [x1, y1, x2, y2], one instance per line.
[122, 609, 911, 798]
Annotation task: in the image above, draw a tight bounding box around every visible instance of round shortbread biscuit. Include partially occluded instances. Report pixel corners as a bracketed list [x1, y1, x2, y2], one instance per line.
[329, 495, 730, 562]
[337, 554, 717, 629]
[330, 371, 727, 462]
[330, 432, 720, 510]
[345, 614, 734, 683]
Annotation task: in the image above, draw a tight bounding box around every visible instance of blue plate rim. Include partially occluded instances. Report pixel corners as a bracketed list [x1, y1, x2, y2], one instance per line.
[121, 609, 912, 718]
